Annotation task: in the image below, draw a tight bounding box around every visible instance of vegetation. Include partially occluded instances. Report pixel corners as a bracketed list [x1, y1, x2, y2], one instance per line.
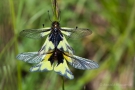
[0, 0, 135, 90]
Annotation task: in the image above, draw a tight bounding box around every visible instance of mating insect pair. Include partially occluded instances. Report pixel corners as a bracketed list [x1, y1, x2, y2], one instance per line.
[17, 21, 99, 79]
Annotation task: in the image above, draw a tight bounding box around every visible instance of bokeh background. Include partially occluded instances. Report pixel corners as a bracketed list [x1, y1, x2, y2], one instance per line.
[0, 0, 135, 90]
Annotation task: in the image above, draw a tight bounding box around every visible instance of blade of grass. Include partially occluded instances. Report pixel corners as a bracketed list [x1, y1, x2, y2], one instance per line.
[134, 57, 135, 88]
[0, 37, 16, 59]
[8, 0, 21, 90]
[16, 0, 25, 30]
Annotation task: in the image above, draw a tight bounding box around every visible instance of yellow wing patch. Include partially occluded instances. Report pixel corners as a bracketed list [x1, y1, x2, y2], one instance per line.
[60, 27, 73, 36]
[54, 59, 74, 79]
[57, 36, 73, 54]
[63, 54, 72, 63]
[38, 36, 55, 54]
[30, 53, 53, 72]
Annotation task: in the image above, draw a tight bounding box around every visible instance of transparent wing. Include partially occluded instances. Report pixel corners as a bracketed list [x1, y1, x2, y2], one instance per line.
[60, 27, 92, 40]
[20, 27, 51, 39]
[16, 52, 45, 63]
[63, 52, 99, 70]
[70, 55, 99, 70]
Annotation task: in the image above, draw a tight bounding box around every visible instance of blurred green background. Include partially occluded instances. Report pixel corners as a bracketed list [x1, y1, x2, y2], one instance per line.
[0, 0, 135, 90]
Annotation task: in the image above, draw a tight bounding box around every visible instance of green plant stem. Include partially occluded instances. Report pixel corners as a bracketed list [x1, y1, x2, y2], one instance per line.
[51, 0, 59, 21]
[134, 57, 135, 89]
[62, 77, 65, 90]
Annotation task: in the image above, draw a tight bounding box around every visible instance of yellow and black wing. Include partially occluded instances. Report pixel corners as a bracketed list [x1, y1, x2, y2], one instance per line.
[30, 53, 54, 72]
[38, 36, 55, 54]
[17, 51, 54, 72]
[54, 59, 74, 79]
[30, 36, 55, 72]
[57, 36, 74, 54]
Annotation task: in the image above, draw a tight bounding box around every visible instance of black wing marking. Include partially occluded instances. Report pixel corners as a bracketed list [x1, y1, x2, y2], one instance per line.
[60, 27, 92, 40]
[20, 28, 51, 39]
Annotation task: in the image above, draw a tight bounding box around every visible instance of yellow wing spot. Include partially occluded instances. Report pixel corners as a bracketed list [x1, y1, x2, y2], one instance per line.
[40, 61, 53, 71]
[30, 53, 53, 72]
[63, 54, 72, 63]
[41, 36, 55, 52]
[30, 66, 39, 71]
[57, 36, 73, 54]
[43, 53, 52, 61]
[57, 39, 67, 51]
[61, 31, 71, 36]
[41, 29, 50, 36]
[54, 59, 74, 79]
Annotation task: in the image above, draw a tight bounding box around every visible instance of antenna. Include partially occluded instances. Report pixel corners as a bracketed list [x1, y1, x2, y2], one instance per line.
[58, 10, 61, 22]
[48, 10, 52, 22]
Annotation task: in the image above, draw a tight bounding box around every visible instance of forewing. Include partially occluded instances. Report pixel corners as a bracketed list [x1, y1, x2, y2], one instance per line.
[61, 27, 92, 40]
[16, 52, 45, 63]
[64, 54, 99, 70]
[20, 27, 51, 39]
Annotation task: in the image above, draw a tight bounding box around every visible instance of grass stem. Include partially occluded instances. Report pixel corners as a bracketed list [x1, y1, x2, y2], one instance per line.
[62, 77, 65, 90]
[51, 0, 59, 21]
[8, 0, 22, 90]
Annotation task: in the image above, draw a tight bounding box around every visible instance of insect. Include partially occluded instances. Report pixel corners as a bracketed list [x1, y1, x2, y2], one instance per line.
[17, 21, 99, 79]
